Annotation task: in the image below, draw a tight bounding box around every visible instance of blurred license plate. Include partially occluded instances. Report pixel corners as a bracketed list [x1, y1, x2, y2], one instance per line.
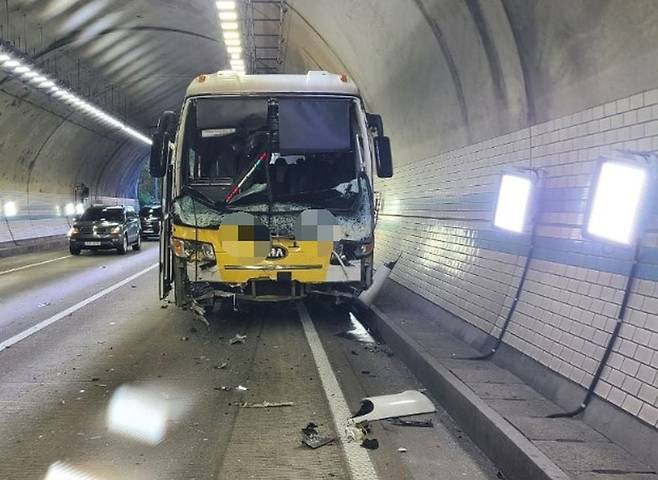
[85, 241, 101, 246]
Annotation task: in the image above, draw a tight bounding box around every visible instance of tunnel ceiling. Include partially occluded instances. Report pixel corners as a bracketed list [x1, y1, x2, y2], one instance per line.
[2, 0, 658, 199]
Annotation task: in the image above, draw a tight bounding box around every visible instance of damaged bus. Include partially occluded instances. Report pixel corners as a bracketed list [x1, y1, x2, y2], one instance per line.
[149, 71, 393, 308]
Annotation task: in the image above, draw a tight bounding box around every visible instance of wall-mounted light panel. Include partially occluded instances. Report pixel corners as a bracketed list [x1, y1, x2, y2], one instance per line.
[585, 154, 656, 245]
[493, 169, 542, 234]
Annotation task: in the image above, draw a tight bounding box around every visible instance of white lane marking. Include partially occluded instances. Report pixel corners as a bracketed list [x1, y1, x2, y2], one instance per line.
[298, 302, 380, 480]
[0, 263, 158, 353]
[0, 255, 71, 276]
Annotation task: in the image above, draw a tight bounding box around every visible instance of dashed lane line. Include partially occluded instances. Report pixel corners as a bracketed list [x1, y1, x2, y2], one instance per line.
[298, 302, 380, 480]
[0, 263, 158, 353]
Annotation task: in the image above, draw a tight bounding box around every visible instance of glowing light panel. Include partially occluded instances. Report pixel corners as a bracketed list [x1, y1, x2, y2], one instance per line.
[586, 161, 648, 245]
[494, 174, 533, 233]
[3, 201, 17, 217]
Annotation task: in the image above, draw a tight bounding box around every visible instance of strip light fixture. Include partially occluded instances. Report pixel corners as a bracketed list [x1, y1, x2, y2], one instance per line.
[217, 1, 246, 73]
[0, 45, 151, 145]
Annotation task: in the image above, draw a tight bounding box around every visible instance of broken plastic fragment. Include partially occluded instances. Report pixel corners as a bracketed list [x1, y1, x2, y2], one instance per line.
[348, 390, 436, 425]
[242, 401, 294, 408]
[345, 423, 368, 443]
[229, 334, 247, 345]
[301, 422, 334, 449]
[397, 447, 407, 453]
[360, 438, 379, 450]
[235, 385, 248, 391]
[358, 256, 400, 308]
[388, 417, 433, 428]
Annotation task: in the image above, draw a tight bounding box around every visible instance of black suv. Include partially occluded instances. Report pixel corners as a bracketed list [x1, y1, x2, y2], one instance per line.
[68, 205, 141, 255]
[139, 205, 162, 239]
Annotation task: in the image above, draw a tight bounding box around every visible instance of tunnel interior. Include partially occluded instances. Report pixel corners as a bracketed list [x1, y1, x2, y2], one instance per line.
[1, 0, 658, 475]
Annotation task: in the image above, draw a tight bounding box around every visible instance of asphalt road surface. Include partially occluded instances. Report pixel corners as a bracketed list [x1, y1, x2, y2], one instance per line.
[0, 242, 499, 479]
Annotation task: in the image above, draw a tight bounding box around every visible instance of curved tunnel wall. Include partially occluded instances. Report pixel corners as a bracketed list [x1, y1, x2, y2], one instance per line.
[0, 82, 148, 243]
[283, 0, 658, 451]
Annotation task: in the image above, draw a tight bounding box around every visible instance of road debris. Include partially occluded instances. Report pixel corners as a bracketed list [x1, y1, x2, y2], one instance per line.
[360, 438, 379, 450]
[229, 334, 247, 345]
[301, 423, 334, 449]
[235, 385, 248, 391]
[190, 298, 210, 329]
[388, 418, 434, 428]
[397, 447, 407, 453]
[38, 302, 51, 308]
[242, 401, 294, 408]
[349, 390, 436, 425]
[214, 362, 228, 370]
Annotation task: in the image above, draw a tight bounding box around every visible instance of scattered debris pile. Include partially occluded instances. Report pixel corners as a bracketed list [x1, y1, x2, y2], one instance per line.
[346, 390, 436, 451]
[301, 422, 335, 449]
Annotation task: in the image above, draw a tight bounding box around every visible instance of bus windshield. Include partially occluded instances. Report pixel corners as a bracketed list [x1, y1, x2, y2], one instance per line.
[179, 96, 361, 211]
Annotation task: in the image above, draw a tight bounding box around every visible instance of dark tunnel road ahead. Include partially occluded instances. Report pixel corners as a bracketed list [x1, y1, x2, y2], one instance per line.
[0, 244, 498, 479]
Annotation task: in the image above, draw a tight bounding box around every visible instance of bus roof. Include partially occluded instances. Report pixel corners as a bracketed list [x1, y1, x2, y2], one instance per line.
[185, 71, 360, 98]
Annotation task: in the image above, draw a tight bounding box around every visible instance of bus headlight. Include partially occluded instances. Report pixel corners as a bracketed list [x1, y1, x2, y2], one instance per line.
[171, 238, 216, 263]
[353, 242, 374, 259]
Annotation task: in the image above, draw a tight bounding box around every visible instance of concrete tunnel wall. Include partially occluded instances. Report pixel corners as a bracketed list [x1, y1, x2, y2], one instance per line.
[0, 80, 147, 243]
[0, 0, 657, 449]
[281, 0, 658, 445]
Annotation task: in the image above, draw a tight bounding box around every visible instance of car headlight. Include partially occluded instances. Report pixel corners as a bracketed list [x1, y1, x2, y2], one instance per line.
[171, 238, 216, 263]
[111, 226, 122, 234]
[67, 227, 79, 237]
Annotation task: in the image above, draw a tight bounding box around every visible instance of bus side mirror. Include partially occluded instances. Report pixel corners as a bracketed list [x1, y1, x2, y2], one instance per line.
[375, 136, 393, 178]
[150, 111, 178, 178]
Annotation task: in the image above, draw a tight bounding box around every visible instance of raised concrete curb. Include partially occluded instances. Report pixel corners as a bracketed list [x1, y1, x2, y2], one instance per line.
[0, 235, 68, 258]
[369, 305, 571, 480]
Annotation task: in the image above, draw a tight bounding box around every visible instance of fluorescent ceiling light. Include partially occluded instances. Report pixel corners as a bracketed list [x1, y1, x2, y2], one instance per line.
[494, 174, 533, 233]
[219, 11, 238, 21]
[223, 31, 240, 39]
[225, 38, 241, 47]
[586, 160, 648, 245]
[231, 52, 242, 60]
[0, 48, 150, 146]
[217, 1, 236, 10]
[227, 46, 242, 54]
[221, 22, 239, 30]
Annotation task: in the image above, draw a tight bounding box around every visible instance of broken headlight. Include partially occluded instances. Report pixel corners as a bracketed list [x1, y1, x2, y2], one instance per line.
[353, 242, 374, 259]
[171, 238, 216, 263]
[331, 241, 374, 265]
